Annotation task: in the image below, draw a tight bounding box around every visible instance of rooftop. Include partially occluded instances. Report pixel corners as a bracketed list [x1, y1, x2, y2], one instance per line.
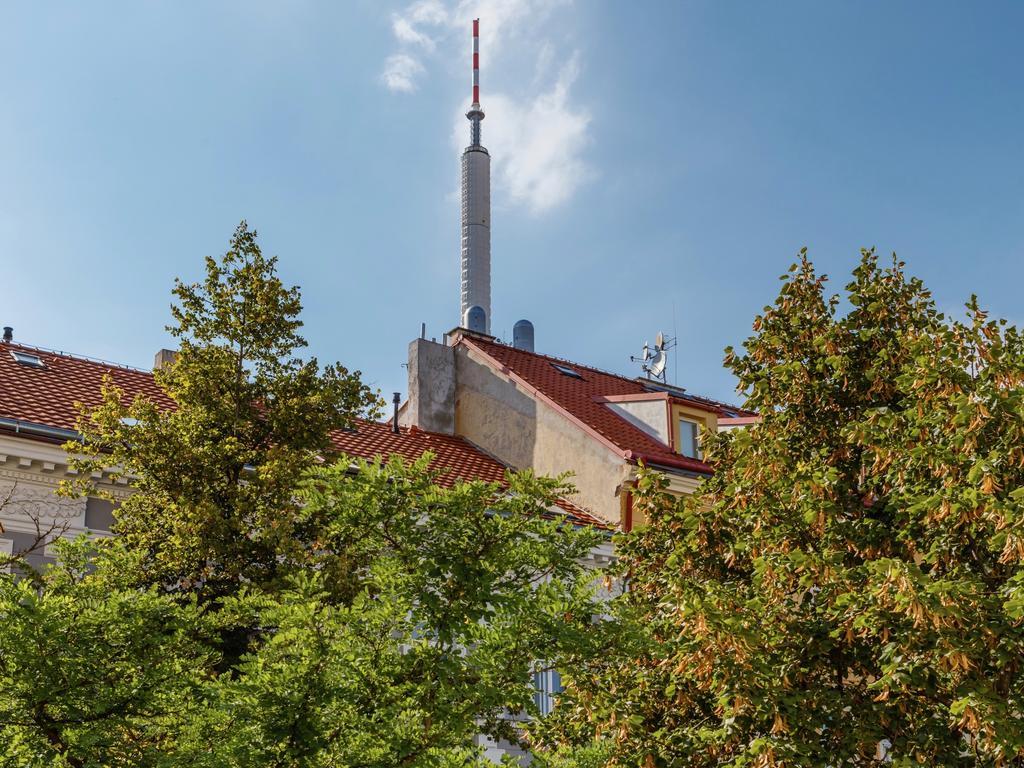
[0, 340, 608, 531]
[455, 333, 755, 476]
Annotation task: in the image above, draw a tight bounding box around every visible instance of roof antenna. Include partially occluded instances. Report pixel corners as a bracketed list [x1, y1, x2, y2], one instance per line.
[672, 301, 679, 385]
[631, 332, 676, 382]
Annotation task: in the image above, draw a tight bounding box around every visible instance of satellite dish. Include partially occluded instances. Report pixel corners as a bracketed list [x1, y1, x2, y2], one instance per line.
[631, 331, 676, 382]
[648, 350, 667, 378]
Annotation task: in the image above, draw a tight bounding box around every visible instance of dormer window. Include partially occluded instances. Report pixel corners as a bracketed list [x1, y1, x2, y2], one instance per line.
[678, 417, 702, 460]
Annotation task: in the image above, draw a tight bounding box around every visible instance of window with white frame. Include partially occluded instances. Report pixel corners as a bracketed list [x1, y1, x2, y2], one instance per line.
[678, 417, 702, 460]
[533, 667, 562, 716]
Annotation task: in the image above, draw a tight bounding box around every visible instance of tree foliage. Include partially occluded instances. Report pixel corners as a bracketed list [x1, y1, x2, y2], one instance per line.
[0, 539, 214, 768]
[178, 457, 600, 768]
[0, 461, 599, 768]
[545, 250, 1024, 766]
[0, 222, 602, 767]
[64, 221, 379, 598]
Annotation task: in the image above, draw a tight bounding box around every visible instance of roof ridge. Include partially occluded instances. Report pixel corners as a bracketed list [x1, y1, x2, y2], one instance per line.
[2, 340, 151, 374]
[462, 335, 751, 414]
[465, 335, 646, 387]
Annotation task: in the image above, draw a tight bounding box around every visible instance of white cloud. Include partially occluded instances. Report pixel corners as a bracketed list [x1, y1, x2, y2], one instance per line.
[408, 0, 449, 25]
[449, 0, 568, 58]
[392, 17, 436, 50]
[383, 0, 592, 214]
[381, 53, 425, 92]
[455, 54, 592, 214]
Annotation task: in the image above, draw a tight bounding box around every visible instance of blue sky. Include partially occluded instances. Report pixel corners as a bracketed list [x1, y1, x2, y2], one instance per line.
[2, 1, 1022, 406]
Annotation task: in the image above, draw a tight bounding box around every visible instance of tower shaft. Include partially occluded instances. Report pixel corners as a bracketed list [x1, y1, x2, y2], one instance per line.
[460, 18, 490, 333]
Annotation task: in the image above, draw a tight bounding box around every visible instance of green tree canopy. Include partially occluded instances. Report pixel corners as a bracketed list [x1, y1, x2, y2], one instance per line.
[0, 222, 604, 767]
[64, 221, 379, 599]
[0, 539, 214, 768]
[1, 460, 601, 768]
[544, 250, 1024, 767]
[180, 456, 601, 768]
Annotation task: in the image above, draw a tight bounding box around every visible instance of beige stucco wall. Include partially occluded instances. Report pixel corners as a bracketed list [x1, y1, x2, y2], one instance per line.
[453, 346, 632, 527]
[605, 399, 670, 445]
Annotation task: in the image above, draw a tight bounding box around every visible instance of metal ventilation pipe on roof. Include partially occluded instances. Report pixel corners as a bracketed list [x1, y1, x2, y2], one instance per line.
[512, 319, 534, 352]
[464, 305, 487, 334]
[392, 392, 401, 434]
[2, 327, 12, 343]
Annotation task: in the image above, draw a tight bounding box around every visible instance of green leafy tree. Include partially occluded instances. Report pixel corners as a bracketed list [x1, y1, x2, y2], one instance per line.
[0, 539, 215, 768]
[543, 250, 1024, 766]
[64, 221, 379, 599]
[178, 456, 602, 768]
[0, 222, 604, 766]
[0, 459, 601, 767]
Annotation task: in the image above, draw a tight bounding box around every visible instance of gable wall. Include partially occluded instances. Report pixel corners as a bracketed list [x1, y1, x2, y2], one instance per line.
[453, 346, 631, 527]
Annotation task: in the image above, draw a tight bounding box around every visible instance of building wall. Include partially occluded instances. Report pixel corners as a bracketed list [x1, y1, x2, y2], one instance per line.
[453, 346, 632, 527]
[605, 399, 671, 445]
[0, 434, 121, 572]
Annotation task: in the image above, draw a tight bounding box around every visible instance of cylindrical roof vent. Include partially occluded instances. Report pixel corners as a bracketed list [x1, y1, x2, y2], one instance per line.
[2, 327, 12, 343]
[464, 305, 487, 334]
[513, 319, 534, 352]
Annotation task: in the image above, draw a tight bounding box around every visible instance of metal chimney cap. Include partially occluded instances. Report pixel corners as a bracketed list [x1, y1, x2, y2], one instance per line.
[2, 327, 12, 343]
[391, 392, 402, 433]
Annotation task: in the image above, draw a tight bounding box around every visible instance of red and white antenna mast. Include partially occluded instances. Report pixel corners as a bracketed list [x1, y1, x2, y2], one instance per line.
[460, 18, 491, 333]
[467, 18, 485, 146]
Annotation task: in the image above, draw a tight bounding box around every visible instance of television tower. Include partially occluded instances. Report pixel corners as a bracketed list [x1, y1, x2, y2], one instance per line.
[460, 18, 491, 333]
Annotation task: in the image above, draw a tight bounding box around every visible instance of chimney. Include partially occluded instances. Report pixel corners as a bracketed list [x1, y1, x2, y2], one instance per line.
[153, 348, 178, 370]
[2, 327, 12, 343]
[403, 338, 456, 435]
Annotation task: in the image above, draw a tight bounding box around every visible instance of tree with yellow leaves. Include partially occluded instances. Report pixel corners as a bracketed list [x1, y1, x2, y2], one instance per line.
[540, 250, 1024, 766]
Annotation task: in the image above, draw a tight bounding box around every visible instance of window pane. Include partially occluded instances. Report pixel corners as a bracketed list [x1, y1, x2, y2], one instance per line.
[533, 668, 562, 716]
[679, 419, 700, 459]
[85, 497, 116, 531]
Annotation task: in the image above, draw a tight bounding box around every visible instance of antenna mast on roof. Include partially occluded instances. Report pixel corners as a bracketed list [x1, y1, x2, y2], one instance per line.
[460, 18, 492, 334]
[631, 331, 676, 383]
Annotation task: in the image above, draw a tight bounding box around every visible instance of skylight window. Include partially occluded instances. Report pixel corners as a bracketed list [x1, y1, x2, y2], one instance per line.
[551, 363, 583, 380]
[10, 351, 44, 368]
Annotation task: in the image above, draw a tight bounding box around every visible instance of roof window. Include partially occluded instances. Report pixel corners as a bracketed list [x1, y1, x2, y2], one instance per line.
[550, 363, 583, 380]
[10, 350, 44, 368]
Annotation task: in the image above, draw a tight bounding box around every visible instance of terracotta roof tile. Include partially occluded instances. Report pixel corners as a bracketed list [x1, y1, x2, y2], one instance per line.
[458, 334, 753, 475]
[0, 342, 171, 431]
[329, 420, 608, 529]
[0, 341, 609, 530]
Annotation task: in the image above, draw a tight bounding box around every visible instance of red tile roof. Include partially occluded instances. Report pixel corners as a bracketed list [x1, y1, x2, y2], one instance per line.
[0, 342, 172, 432]
[0, 341, 609, 531]
[457, 334, 754, 476]
[329, 420, 608, 528]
